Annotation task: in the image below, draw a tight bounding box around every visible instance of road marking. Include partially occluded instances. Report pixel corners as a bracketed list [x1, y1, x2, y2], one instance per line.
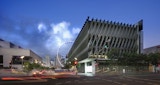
[147, 82, 159, 85]
[135, 80, 145, 83]
[56, 83, 62, 85]
[113, 81, 122, 84]
[74, 80, 79, 82]
[101, 78, 127, 85]
[105, 79, 113, 82]
[83, 78, 87, 80]
[85, 80, 92, 83]
[95, 77, 100, 79]
[51, 77, 56, 79]
[125, 76, 160, 83]
[153, 84, 159, 85]
[124, 76, 160, 85]
[0, 79, 47, 84]
[65, 81, 71, 83]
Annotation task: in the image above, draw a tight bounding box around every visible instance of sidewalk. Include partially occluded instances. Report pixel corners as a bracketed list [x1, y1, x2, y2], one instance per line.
[77, 72, 118, 76]
[0, 69, 28, 77]
[78, 71, 159, 77]
[0, 72, 28, 77]
[78, 73, 95, 76]
[96, 71, 160, 76]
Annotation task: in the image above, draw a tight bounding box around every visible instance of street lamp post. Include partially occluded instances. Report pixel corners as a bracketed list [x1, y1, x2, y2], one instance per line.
[20, 56, 25, 70]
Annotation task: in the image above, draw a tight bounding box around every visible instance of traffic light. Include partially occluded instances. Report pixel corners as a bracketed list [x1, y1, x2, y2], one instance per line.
[74, 61, 78, 65]
[104, 45, 108, 48]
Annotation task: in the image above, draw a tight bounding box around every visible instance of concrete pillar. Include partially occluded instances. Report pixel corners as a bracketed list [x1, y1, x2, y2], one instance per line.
[84, 62, 87, 73]
[92, 60, 96, 75]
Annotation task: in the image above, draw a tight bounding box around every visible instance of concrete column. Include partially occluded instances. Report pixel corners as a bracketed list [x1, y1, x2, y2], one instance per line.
[84, 62, 87, 73]
[92, 60, 96, 75]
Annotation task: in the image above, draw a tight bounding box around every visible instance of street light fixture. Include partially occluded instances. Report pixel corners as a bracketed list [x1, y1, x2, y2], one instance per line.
[74, 57, 77, 60]
[20, 56, 25, 70]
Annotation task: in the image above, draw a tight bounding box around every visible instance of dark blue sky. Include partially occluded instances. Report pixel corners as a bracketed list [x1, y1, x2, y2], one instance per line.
[0, 0, 160, 58]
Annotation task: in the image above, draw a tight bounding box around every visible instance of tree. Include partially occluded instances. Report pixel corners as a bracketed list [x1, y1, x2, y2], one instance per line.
[148, 53, 160, 66]
[23, 62, 48, 72]
[107, 48, 119, 60]
[116, 52, 149, 71]
[23, 62, 32, 72]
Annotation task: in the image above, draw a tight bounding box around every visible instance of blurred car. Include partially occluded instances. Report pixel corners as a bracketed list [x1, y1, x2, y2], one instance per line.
[30, 69, 55, 77]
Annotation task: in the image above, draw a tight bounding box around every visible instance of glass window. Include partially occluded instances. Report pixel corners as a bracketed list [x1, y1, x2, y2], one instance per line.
[87, 62, 92, 66]
[0, 55, 3, 63]
[12, 56, 22, 64]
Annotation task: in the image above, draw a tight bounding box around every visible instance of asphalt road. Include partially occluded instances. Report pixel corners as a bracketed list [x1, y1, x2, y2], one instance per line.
[1, 73, 160, 85]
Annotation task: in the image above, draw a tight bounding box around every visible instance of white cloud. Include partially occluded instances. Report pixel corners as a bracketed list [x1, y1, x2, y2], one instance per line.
[51, 21, 70, 34]
[49, 21, 73, 46]
[39, 21, 81, 57]
[55, 36, 63, 46]
[38, 22, 46, 32]
[44, 21, 72, 55]
[72, 27, 81, 34]
[63, 30, 72, 39]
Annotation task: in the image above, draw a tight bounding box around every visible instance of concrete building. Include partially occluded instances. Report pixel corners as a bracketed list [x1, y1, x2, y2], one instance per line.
[0, 39, 42, 70]
[43, 56, 51, 67]
[68, 17, 143, 74]
[143, 45, 160, 54]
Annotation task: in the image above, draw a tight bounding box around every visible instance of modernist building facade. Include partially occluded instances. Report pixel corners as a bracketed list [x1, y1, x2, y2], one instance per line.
[0, 39, 42, 70]
[68, 17, 143, 74]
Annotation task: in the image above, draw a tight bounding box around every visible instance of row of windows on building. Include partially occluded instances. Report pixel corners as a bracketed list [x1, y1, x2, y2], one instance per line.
[0, 55, 32, 68]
